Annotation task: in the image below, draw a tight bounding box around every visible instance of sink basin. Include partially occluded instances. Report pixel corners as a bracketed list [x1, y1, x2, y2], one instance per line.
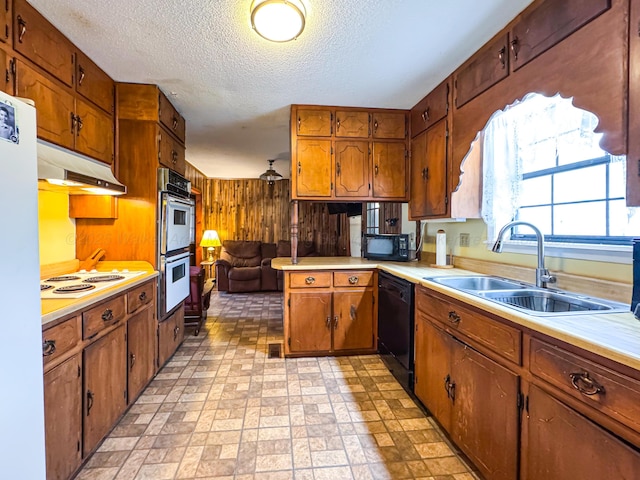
[424, 275, 630, 316]
[426, 275, 527, 291]
[476, 289, 629, 315]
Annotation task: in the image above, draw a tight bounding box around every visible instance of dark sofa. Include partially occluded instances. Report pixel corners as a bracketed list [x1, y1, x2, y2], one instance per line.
[215, 241, 278, 293]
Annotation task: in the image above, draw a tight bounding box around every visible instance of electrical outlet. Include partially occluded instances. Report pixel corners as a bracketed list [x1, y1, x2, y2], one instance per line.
[459, 233, 470, 247]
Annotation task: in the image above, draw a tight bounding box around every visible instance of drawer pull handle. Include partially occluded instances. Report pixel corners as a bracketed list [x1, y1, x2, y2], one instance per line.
[305, 276, 315, 285]
[139, 291, 147, 301]
[17, 16, 26, 43]
[86, 390, 94, 415]
[498, 46, 506, 69]
[569, 372, 605, 396]
[334, 315, 339, 328]
[172, 116, 178, 130]
[130, 352, 136, 371]
[421, 107, 430, 123]
[348, 276, 359, 285]
[448, 311, 461, 324]
[444, 374, 456, 401]
[326, 316, 331, 329]
[42, 339, 56, 356]
[78, 66, 85, 86]
[101, 309, 114, 322]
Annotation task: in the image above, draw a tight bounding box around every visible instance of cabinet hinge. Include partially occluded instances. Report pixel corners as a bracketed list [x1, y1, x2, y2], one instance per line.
[444, 195, 449, 206]
[517, 392, 526, 411]
[4, 25, 8, 41]
[372, 295, 375, 305]
[288, 337, 291, 347]
[446, 83, 450, 113]
[331, 146, 333, 155]
[331, 182, 333, 191]
[124, 389, 127, 400]
[77, 365, 81, 377]
[287, 298, 290, 307]
[77, 440, 80, 452]
[10, 58, 15, 75]
[446, 128, 449, 139]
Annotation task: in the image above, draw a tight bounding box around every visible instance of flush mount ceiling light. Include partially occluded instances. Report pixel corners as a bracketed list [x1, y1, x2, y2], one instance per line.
[259, 159, 283, 185]
[250, 0, 306, 43]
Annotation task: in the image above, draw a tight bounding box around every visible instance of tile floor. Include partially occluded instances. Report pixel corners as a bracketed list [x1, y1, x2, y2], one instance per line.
[75, 292, 478, 480]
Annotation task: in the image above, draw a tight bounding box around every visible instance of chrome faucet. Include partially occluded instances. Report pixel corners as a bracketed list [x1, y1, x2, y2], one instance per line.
[492, 221, 557, 288]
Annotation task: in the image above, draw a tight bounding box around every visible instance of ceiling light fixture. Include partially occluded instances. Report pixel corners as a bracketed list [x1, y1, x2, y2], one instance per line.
[250, 0, 306, 43]
[259, 159, 283, 185]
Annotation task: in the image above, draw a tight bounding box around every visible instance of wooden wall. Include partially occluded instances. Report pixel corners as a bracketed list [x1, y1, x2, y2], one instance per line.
[184, 164, 351, 256]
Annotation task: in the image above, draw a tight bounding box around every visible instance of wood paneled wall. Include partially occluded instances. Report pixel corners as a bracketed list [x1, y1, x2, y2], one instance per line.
[184, 164, 351, 256]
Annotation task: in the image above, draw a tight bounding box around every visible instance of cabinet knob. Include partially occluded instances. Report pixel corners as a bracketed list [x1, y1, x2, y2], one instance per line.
[510, 36, 520, 61]
[17, 16, 26, 43]
[421, 107, 430, 123]
[101, 308, 114, 322]
[139, 291, 147, 301]
[498, 46, 507, 69]
[305, 276, 315, 285]
[326, 316, 331, 329]
[569, 372, 605, 396]
[86, 390, 94, 415]
[42, 339, 56, 356]
[373, 119, 379, 133]
[334, 315, 339, 328]
[78, 66, 86, 86]
[130, 352, 136, 371]
[374, 165, 379, 176]
[76, 115, 83, 135]
[297, 161, 302, 176]
[336, 162, 341, 177]
[448, 311, 460, 324]
[173, 325, 180, 341]
[336, 118, 341, 131]
[348, 275, 359, 285]
[172, 116, 178, 130]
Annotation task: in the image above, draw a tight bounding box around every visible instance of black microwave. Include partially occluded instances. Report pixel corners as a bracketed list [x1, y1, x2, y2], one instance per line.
[363, 234, 413, 262]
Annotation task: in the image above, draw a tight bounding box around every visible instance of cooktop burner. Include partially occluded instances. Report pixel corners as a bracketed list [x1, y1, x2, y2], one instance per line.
[53, 284, 96, 294]
[46, 275, 81, 282]
[83, 275, 125, 283]
[40, 284, 54, 291]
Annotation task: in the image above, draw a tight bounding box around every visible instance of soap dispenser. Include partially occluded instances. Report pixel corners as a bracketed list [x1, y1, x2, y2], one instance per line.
[633, 239, 640, 317]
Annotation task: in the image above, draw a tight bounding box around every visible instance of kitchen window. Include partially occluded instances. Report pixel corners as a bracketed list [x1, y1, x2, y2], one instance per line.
[482, 93, 639, 260]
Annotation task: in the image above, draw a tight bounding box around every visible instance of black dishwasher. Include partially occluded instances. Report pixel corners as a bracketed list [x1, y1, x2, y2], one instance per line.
[378, 271, 415, 392]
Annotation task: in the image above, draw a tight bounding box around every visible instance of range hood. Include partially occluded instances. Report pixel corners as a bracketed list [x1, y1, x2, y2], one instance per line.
[37, 140, 126, 195]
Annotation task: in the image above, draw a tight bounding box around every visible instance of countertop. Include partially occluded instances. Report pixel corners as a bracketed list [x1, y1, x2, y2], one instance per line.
[271, 257, 640, 372]
[41, 261, 158, 327]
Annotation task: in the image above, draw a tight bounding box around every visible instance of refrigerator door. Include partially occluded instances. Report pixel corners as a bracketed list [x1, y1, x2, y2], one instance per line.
[0, 92, 46, 477]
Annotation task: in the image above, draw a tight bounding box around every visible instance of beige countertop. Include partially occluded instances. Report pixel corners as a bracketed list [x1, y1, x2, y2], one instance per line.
[272, 256, 640, 372]
[41, 261, 158, 327]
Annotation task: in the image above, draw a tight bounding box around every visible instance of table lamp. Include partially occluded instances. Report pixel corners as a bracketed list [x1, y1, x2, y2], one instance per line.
[200, 230, 221, 262]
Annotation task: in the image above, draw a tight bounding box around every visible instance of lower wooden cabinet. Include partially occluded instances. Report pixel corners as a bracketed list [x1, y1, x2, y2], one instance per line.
[414, 312, 519, 480]
[158, 306, 185, 367]
[44, 354, 82, 480]
[83, 324, 127, 456]
[285, 270, 377, 356]
[525, 384, 640, 479]
[127, 307, 156, 402]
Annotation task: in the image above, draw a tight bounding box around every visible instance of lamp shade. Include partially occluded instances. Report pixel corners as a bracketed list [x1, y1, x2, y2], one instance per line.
[200, 230, 221, 248]
[259, 159, 283, 185]
[251, 0, 306, 43]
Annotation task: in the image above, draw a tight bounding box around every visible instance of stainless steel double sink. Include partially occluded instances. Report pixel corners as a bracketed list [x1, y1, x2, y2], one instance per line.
[424, 275, 630, 316]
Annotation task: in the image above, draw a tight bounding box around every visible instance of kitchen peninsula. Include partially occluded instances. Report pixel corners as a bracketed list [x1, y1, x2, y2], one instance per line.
[272, 256, 640, 480]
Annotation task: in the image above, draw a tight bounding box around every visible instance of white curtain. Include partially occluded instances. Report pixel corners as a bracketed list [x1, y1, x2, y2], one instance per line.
[481, 108, 521, 244]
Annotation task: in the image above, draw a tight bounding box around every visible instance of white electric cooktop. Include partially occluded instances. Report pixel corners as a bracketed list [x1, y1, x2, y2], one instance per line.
[40, 269, 145, 299]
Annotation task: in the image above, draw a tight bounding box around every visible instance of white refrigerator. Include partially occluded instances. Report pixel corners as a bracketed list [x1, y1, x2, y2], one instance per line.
[0, 91, 46, 478]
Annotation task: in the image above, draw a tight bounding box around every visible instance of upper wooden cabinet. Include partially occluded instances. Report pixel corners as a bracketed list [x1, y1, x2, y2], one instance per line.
[335, 110, 369, 138]
[13, 0, 74, 87]
[118, 83, 186, 144]
[75, 51, 114, 114]
[296, 108, 332, 137]
[158, 124, 186, 173]
[454, 33, 509, 109]
[411, 78, 449, 137]
[291, 105, 409, 201]
[74, 97, 114, 164]
[510, 0, 611, 71]
[372, 112, 406, 139]
[1, 0, 11, 45]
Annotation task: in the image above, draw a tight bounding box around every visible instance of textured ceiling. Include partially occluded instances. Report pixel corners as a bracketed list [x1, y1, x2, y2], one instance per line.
[28, 0, 534, 179]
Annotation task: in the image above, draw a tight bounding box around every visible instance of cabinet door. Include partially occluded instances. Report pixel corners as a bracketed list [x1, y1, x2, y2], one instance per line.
[76, 50, 114, 114]
[335, 110, 369, 138]
[15, 60, 74, 149]
[83, 325, 127, 456]
[424, 119, 448, 216]
[372, 112, 406, 139]
[409, 129, 429, 218]
[0, 48, 11, 94]
[335, 140, 369, 197]
[0, 0, 10, 45]
[158, 306, 184, 367]
[289, 291, 332, 353]
[454, 33, 509, 108]
[414, 315, 453, 432]
[510, 0, 610, 71]
[44, 355, 82, 480]
[451, 338, 519, 480]
[158, 125, 185, 173]
[13, 0, 74, 86]
[296, 108, 332, 136]
[159, 90, 186, 143]
[411, 79, 449, 137]
[372, 141, 407, 199]
[127, 307, 156, 403]
[75, 98, 114, 164]
[526, 384, 640, 479]
[333, 288, 374, 351]
[295, 139, 332, 197]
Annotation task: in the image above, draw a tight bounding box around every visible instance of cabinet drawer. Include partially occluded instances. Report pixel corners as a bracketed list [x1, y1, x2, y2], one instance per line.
[159, 90, 185, 143]
[372, 112, 406, 139]
[416, 287, 521, 364]
[127, 282, 154, 313]
[158, 125, 185, 173]
[83, 295, 126, 339]
[530, 338, 640, 434]
[296, 108, 332, 137]
[76, 50, 115, 114]
[411, 79, 449, 137]
[289, 272, 332, 288]
[334, 271, 374, 287]
[42, 316, 80, 365]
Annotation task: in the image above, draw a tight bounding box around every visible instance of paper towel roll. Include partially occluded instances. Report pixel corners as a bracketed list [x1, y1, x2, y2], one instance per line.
[436, 229, 446, 266]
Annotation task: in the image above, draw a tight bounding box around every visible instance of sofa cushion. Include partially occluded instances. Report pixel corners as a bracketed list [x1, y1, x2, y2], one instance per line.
[220, 240, 262, 267]
[228, 265, 262, 281]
